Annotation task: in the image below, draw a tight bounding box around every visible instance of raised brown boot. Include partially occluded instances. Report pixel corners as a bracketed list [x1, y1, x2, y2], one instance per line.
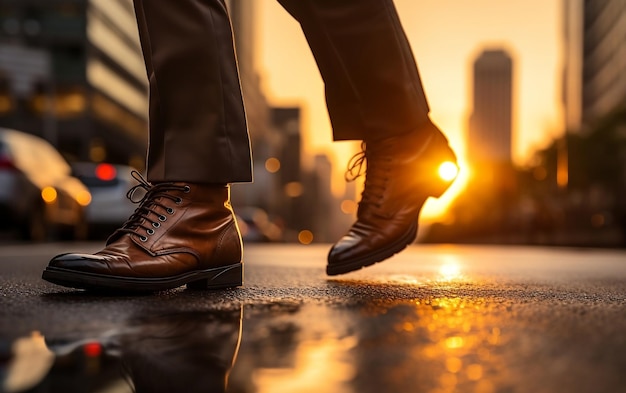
[42, 172, 243, 292]
[327, 121, 458, 275]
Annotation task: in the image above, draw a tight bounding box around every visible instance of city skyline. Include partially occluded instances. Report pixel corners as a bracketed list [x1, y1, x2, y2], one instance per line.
[0, 0, 573, 222]
[256, 0, 564, 218]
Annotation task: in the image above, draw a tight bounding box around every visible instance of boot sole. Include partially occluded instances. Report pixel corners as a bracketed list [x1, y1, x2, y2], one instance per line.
[326, 221, 418, 276]
[42, 263, 243, 293]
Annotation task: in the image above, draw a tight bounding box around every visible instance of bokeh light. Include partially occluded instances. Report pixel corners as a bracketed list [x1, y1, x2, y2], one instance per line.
[41, 187, 57, 204]
[298, 230, 313, 244]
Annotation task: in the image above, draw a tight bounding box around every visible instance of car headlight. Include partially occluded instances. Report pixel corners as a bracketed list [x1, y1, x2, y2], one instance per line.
[41, 187, 57, 203]
[77, 190, 92, 207]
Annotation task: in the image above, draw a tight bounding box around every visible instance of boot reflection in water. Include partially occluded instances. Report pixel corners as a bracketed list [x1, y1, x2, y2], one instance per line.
[119, 309, 242, 393]
[42, 0, 458, 292]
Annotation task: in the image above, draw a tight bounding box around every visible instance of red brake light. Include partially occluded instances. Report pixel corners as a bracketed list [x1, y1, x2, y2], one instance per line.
[83, 342, 102, 357]
[95, 163, 117, 181]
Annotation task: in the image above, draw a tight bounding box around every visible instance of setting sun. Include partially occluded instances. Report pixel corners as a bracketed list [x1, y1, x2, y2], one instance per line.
[438, 161, 459, 182]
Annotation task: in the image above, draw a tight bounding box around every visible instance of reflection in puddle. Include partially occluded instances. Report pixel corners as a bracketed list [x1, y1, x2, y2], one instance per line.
[2, 296, 512, 393]
[410, 297, 504, 393]
[3, 332, 54, 392]
[119, 310, 242, 393]
[252, 337, 356, 393]
[3, 309, 243, 393]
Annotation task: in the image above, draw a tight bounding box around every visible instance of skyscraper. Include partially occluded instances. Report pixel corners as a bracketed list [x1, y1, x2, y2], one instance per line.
[0, 0, 148, 166]
[467, 49, 513, 165]
[563, 0, 626, 129]
[562, 0, 584, 132]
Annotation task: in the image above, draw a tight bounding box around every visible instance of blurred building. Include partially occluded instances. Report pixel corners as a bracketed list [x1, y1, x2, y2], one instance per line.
[560, 0, 626, 245]
[562, 0, 584, 132]
[563, 0, 626, 130]
[447, 48, 517, 243]
[227, 0, 274, 146]
[467, 49, 513, 165]
[228, 1, 340, 242]
[0, 0, 279, 170]
[271, 106, 304, 239]
[0, 0, 147, 167]
[227, 0, 294, 241]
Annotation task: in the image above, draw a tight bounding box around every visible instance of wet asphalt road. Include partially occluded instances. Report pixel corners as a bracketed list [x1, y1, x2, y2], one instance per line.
[1, 242, 626, 393]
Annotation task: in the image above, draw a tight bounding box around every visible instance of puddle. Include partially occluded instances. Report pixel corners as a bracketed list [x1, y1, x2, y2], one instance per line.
[1, 297, 622, 393]
[0, 298, 508, 393]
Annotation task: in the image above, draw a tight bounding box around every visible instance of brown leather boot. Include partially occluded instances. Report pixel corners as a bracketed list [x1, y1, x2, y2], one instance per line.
[42, 172, 243, 292]
[327, 120, 458, 275]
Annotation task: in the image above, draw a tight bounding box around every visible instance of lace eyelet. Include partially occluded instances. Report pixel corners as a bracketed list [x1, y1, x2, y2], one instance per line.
[139, 235, 148, 242]
[152, 222, 160, 228]
[166, 207, 175, 214]
[159, 215, 167, 222]
[183, 185, 191, 193]
[175, 198, 182, 205]
[146, 228, 155, 235]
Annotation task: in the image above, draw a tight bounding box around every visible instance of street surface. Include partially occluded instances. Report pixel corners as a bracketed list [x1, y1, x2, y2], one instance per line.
[1, 242, 625, 393]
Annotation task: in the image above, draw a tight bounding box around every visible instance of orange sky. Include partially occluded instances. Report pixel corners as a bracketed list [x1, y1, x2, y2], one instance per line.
[255, 0, 565, 218]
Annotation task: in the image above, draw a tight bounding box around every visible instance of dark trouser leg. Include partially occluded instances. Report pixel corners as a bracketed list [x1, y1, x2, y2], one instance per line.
[133, 0, 252, 183]
[275, 0, 458, 275]
[277, 0, 430, 141]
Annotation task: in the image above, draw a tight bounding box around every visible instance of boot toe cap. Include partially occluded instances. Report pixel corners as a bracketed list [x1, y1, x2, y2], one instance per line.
[48, 253, 109, 271]
[328, 234, 363, 264]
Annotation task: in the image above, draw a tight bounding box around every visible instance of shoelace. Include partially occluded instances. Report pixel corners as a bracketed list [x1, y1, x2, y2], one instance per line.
[345, 143, 392, 208]
[116, 171, 189, 242]
[344, 142, 367, 182]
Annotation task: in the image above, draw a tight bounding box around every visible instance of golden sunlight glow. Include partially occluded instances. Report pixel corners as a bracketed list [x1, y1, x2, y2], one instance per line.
[439, 262, 462, 280]
[422, 156, 470, 220]
[437, 254, 464, 281]
[446, 357, 463, 373]
[445, 336, 465, 349]
[387, 275, 421, 285]
[438, 161, 459, 182]
[410, 296, 506, 391]
[41, 187, 57, 204]
[254, 337, 356, 393]
[466, 364, 484, 381]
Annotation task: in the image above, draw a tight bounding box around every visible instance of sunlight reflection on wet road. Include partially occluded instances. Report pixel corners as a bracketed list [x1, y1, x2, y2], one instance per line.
[1, 244, 626, 392]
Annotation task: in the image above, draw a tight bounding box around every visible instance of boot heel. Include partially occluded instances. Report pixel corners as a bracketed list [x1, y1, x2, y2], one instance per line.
[428, 174, 456, 198]
[187, 263, 243, 290]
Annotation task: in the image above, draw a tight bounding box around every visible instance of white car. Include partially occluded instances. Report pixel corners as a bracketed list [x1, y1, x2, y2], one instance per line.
[0, 128, 91, 241]
[71, 162, 139, 234]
